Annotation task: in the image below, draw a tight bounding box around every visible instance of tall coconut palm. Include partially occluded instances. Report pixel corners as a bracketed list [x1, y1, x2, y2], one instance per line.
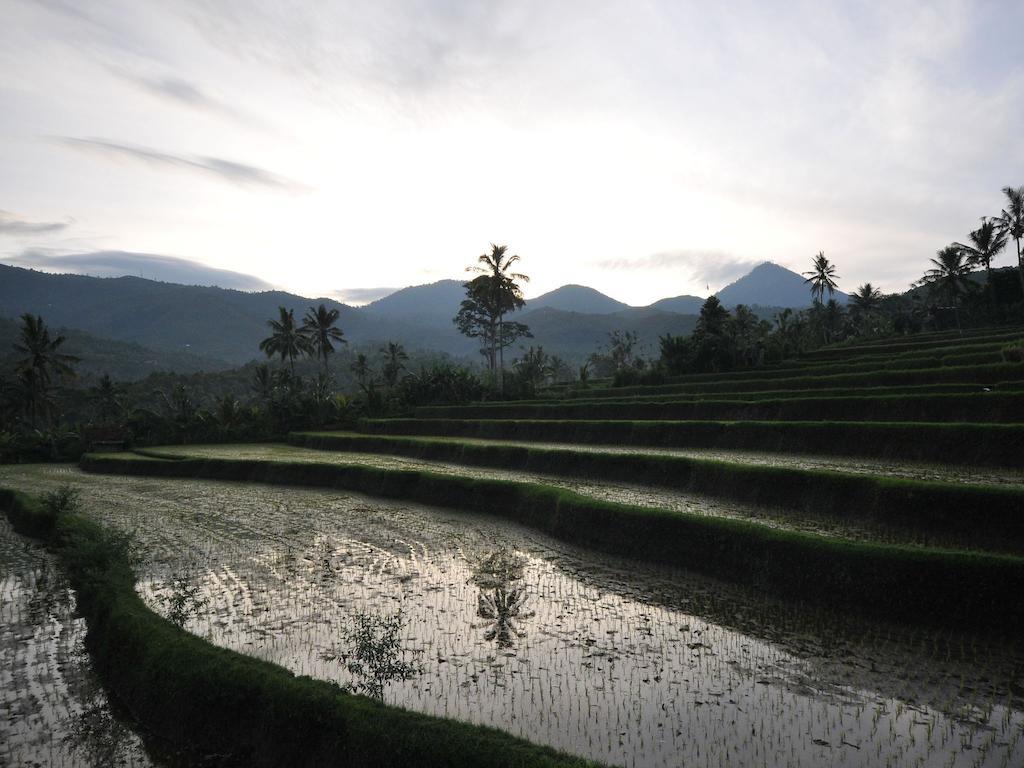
[380, 341, 408, 388]
[14, 313, 78, 427]
[995, 186, 1024, 298]
[259, 306, 312, 373]
[920, 246, 973, 306]
[350, 353, 374, 395]
[955, 217, 1007, 304]
[802, 252, 840, 305]
[302, 304, 346, 373]
[467, 244, 529, 392]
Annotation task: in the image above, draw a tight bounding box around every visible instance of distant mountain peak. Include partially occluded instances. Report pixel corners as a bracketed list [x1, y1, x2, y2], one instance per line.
[717, 261, 848, 308]
[523, 284, 631, 314]
[363, 279, 466, 318]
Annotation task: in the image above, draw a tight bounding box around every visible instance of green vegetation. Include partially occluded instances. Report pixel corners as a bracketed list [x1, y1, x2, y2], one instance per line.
[0, 487, 595, 768]
[356, 418, 1024, 467]
[76, 453, 1024, 633]
[454, 244, 531, 393]
[551, 361, 1024, 400]
[415, 391, 1024, 423]
[290, 431, 1024, 552]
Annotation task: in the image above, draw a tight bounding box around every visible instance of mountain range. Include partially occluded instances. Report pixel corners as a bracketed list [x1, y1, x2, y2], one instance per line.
[0, 260, 840, 377]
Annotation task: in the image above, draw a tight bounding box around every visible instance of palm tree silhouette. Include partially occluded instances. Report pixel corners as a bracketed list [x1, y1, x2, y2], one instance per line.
[351, 353, 373, 394]
[920, 246, 973, 306]
[380, 342, 408, 388]
[303, 304, 346, 374]
[90, 373, 124, 421]
[14, 314, 78, 427]
[955, 218, 1007, 305]
[803, 252, 840, 305]
[467, 244, 529, 393]
[851, 283, 882, 313]
[259, 306, 312, 374]
[995, 186, 1024, 299]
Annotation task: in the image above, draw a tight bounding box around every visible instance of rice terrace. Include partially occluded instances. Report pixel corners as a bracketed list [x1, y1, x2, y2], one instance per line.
[3, 3, 1024, 767]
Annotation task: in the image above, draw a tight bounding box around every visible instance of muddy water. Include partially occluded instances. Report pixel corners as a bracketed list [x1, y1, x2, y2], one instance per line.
[1, 465, 1021, 768]
[146, 444, 1016, 552]
[0, 514, 154, 767]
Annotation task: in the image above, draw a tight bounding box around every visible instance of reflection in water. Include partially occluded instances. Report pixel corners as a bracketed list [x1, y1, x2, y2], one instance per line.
[3, 465, 1024, 768]
[470, 549, 534, 649]
[0, 516, 154, 767]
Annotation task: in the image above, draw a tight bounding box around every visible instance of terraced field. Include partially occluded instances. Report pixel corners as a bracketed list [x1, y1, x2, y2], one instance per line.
[3, 326, 1023, 766]
[2, 464, 1023, 768]
[0, 511, 154, 767]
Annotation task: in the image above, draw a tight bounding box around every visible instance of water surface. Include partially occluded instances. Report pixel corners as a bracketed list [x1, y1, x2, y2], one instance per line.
[2, 464, 1021, 768]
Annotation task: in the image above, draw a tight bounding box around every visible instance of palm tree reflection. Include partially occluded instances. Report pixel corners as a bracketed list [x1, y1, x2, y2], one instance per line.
[470, 549, 534, 649]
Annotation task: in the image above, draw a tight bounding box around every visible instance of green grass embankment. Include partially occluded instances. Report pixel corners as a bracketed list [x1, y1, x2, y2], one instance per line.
[289, 431, 1024, 552]
[800, 330, 1024, 361]
[655, 341, 1016, 386]
[525, 382, 988, 405]
[357, 418, 1024, 468]
[0, 487, 596, 768]
[415, 391, 1024, 423]
[552, 362, 1024, 399]
[77, 454, 1024, 633]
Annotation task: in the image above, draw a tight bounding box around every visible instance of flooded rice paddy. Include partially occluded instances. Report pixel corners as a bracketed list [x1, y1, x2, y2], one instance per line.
[1, 464, 1022, 767]
[145, 444, 1019, 552]
[0, 513, 154, 767]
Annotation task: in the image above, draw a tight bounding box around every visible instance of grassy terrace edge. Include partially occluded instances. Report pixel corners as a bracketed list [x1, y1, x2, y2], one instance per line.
[80, 453, 1024, 633]
[559, 362, 1024, 399]
[287, 431, 1024, 552]
[357, 418, 1024, 468]
[0, 487, 596, 768]
[414, 391, 1024, 423]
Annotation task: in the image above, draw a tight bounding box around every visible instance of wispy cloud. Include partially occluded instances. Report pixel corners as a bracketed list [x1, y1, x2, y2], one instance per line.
[107, 67, 276, 131]
[7, 248, 272, 291]
[598, 250, 760, 287]
[58, 137, 305, 191]
[0, 210, 72, 236]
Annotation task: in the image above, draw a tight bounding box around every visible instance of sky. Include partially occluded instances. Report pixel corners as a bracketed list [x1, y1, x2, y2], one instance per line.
[1, 0, 1022, 306]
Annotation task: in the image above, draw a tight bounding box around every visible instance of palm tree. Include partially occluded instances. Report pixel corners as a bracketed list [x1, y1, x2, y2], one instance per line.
[803, 252, 840, 305]
[467, 244, 529, 392]
[920, 246, 973, 306]
[995, 186, 1024, 299]
[14, 313, 78, 427]
[259, 307, 312, 374]
[380, 342, 408, 388]
[90, 373, 124, 421]
[851, 283, 882, 314]
[252, 363, 273, 401]
[351, 353, 373, 394]
[302, 304, 346, 373]
[955, 217, 1007, 304]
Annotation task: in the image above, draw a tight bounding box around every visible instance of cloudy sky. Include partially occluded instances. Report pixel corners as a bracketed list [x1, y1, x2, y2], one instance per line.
[1, 0, 1022, 305]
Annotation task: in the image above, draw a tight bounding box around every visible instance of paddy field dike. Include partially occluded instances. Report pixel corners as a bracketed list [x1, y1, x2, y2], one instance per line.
[3, 325, 1024, 767]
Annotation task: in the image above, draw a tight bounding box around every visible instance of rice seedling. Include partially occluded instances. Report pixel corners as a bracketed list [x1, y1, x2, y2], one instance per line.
[3, 464, 1022, 767]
